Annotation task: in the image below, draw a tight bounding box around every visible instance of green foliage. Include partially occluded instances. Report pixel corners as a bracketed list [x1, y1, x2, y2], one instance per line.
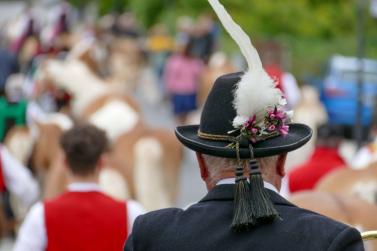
[69, 0, 377, 79]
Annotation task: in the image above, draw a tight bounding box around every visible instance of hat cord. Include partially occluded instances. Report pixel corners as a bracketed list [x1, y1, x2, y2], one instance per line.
[231, 141, 254, 232]
[248, 145, 280, 225]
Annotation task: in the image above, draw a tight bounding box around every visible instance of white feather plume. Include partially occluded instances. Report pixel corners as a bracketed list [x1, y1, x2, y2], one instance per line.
[208, 0, 285, 127]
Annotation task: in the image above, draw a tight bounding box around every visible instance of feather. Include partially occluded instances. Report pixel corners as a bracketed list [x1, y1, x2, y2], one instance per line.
[208, 0, 261, 70]
[232, 71, 282, 127]
[208, 0, 285, 126]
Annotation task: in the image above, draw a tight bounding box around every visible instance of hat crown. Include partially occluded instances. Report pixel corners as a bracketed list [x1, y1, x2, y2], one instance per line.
[199, 72, 242, 137]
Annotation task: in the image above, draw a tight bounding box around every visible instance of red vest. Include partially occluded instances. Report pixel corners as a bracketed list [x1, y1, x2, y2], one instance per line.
[0, 150, 6, 192]
[288, 147, 346, 193]
[44, 191, 128, 251]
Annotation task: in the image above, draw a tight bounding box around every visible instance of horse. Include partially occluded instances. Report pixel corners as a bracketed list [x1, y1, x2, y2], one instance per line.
[316, 162, 377, 205]
[37, 56, 184, 210]
[285, 85, 328, 171]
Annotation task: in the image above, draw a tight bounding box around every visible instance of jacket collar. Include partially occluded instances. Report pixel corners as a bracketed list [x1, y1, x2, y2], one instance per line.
[199, 184, 295, 207]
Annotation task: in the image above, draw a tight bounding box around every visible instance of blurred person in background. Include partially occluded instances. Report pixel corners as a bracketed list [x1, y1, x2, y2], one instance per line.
[0, 144, 40, 238]
[10, 8, 42, 73]
[0, 35, 20, 97]
[0, 74, 28, 142]
[190, 15, 216, 63]
[265, 63, 301, 110]
[112, 12, 141, 39]
[14, 124, 145, 251]
[146, 23, 174, 94]
[287, 124, 346, 193]
[164, 40, 204, 124]
[175, 16, 194, 49]
[351, 123, 377, 169]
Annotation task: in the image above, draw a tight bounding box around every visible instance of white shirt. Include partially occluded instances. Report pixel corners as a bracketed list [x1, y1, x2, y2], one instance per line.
[14, 183, 145, 251]
[216, 178, 279, 193]
[0, 146, 40, 208]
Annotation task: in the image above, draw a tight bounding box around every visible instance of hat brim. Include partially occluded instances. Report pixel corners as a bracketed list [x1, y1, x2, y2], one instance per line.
[175, 123, 312, 159]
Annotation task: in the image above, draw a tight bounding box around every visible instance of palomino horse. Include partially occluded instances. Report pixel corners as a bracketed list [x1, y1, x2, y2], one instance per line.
[37, 57, 184, 210]
[290, 191, 377, 251]
[316, 162, 377, 205]
[285, 85, 328, 171]
[3, 114, 72, 198]
[107, 38, 144, 93]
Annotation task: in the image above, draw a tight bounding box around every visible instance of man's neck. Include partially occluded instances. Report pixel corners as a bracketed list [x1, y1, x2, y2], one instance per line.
[215, 178, 279, 193]
[207, 173, 281, 192]
[68, 173, 99, 185]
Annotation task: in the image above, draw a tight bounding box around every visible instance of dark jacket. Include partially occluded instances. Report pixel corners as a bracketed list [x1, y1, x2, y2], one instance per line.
[125, 185, 364, 251]
[0, 48, 19, 93]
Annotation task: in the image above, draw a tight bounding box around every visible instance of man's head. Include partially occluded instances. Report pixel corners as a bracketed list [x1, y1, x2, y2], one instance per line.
[196, 153, 287, 191]
[60, 124, 108, 176]
[316, 124, 343, 148]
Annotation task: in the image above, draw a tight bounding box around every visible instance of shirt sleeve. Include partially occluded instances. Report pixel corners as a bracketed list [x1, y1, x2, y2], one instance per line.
[127, 200, 146, 235]
[13, 202, 47, 251]
[1, 146, 40, 207]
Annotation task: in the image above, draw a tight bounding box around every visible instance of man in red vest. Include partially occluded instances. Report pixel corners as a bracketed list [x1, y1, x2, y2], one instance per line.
[14, 124, 145, 251]
[288, 124, 346, 193]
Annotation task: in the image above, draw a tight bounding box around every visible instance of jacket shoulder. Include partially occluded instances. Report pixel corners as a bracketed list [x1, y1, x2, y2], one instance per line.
[133, 207, 183, 233]
[280, 205, 363, 250]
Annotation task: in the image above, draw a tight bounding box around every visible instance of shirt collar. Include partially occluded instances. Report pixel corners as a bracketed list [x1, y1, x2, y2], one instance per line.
[67, 182, 102, 192]
[216, 178, 279, 193]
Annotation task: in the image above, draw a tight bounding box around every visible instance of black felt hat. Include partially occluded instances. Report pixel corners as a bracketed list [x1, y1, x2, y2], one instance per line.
[175, 72, 312, 159]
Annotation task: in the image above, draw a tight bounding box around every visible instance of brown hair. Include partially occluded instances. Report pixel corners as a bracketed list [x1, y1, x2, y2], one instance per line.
[60, 124, 109, 176]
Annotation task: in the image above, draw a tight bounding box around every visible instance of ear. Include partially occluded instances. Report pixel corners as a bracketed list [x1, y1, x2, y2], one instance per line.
[96, 154, 107, 170]
[276, 153, 287, 177]
[62, 156, 69, 170]
[196, 152, 209, 181]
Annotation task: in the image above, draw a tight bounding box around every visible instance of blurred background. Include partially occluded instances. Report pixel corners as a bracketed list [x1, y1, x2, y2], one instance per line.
[0, 0, 377, 250]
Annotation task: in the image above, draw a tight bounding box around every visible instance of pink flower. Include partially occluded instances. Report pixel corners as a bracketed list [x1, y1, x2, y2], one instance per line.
[268, 107, 286, 121]
[268, 125, 276, 132]
[251, 128, 258, 134]
[244, 115, 256, 129]
[279, 125, 289, 136]
[275, 110, 286, 120]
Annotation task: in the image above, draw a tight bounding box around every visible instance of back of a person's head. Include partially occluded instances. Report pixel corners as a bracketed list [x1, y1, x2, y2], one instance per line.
[60, 124, 108, 175]
[316, 124, 343, 148]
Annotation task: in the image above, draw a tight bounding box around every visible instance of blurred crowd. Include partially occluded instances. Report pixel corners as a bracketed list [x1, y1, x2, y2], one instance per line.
[0, 0, 377, 250]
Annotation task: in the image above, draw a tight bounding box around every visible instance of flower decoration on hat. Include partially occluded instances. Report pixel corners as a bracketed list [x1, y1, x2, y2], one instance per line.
[208, 0, 292, 146]
[234, 105, 292, 144]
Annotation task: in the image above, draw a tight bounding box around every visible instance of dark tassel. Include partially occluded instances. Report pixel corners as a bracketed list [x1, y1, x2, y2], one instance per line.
[249, 159, 279, 225]
[231, 164, 254, 232]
